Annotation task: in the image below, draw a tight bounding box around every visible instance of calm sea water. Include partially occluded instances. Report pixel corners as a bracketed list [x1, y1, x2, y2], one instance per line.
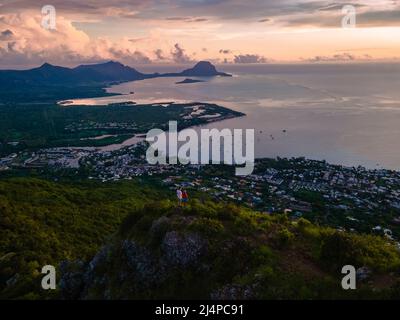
[67, 63, 400, 170]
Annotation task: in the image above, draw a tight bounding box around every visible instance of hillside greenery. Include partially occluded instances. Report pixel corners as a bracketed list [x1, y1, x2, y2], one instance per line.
[0, 178, 400, 299]
[0, 177, 166, 299]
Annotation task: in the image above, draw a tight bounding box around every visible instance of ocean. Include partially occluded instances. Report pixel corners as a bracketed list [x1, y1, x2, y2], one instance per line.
[65, 62, 400, 170]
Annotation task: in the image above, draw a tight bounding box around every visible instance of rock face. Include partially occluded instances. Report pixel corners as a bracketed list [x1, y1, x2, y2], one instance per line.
[59, 228, 208, 300]
[211, 284, 256, 300]
[121, 240, 163, 287]
[162, 231, 207, 268]
[59, 260, 86, 300]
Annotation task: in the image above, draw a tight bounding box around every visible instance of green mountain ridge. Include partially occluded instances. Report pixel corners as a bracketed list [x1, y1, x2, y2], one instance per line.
[1, 177, 400, 299]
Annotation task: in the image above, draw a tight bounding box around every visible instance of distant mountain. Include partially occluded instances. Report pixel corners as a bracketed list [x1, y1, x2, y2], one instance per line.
[73, 61, 146, 82]
[180, 61, 232, 77]
[0, 63, 77, 86]
[0, 61, 147, 87]
[162, 61, 232, 78]
[0, 60, 230, 88]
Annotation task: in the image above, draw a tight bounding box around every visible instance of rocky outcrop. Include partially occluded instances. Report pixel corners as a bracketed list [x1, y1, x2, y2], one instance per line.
[211, 284, 256, 300]
[59, 226, 209, 299]
[162, 231, 207, 268]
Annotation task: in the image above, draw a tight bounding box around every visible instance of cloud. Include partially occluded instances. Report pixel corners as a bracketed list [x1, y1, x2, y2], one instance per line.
[154, 48, 166, 60]
[0, 12, 158, 67]
[0, 12, 92, 66]
[165, 17, 188, 21]
[0, 0, 359, 25]
[103, 7, 139, 19]
[317, 3, 366, 11]
[308, 53, 354, 62]
[171, 43, 193, 63]
[165, 16, 208, 23]
[357, 9, 400, 27]
[0, 1, 399, 67]
[1, 0, 399, 28]
[233, 54, 268, 64]
[284, 4, 400, 28]
[306, 52, 375, 62]
[0, 1, 150, 20]
[108, 47, 151, 64]
[0, 11, 202, 67]
[159, 0, 317, 21]
[192, 18, 208, 22]
[219, 49, 232, 54]
[128, 37, 148, 43]
[0, 29, 14, 40]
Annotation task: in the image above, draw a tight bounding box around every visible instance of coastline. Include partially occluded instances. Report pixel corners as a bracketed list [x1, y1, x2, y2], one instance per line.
[56, 98, 246, 153]
[94, 104, 246, 152]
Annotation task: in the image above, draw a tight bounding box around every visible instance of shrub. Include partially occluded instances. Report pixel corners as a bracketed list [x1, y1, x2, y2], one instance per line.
[297, 218, 312, 229]
[189, 218, 224, 236]
[252, 245, 275, 265]
[276, 227, 295, 247]
[319, 232, 400, 272]
[217, 204, 240, 221]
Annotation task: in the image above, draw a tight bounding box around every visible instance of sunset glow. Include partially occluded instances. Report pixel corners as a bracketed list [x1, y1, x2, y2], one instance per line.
[0, 0, 400, 68]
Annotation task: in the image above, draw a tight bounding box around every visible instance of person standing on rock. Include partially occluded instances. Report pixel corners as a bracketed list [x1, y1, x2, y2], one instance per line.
[177, 188, 183, 206]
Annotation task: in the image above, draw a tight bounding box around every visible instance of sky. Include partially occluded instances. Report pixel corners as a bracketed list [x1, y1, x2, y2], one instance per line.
[0, 0, 399, 68]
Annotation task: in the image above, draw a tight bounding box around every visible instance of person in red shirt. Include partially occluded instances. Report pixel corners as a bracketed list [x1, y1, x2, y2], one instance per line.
[181, 189, 189, 206]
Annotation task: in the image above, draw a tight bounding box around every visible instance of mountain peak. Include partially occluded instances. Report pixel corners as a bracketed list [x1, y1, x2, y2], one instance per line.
[39, 62, 55, 69]
[181, 61, 231, 77]
[103, 60, 124, 66]
[194, 61, 215, 68]
[33, 62, 69, 73]
[73, 60, 145, 82]
[76, 61, 125, 69]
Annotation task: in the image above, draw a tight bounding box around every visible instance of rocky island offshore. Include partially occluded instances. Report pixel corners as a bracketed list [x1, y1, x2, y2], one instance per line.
[176, 78, 206, 84]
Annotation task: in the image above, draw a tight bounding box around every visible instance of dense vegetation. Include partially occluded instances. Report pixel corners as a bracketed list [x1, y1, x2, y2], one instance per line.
[0, 101, 241, 157]
[1, 177, 399, 299]
[0, 84, 113, 104]
[67, 201, 400, 300]
[0, 177, 167, 299]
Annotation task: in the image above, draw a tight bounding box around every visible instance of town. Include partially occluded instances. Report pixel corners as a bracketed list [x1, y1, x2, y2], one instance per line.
[2, 140, 400, 244]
